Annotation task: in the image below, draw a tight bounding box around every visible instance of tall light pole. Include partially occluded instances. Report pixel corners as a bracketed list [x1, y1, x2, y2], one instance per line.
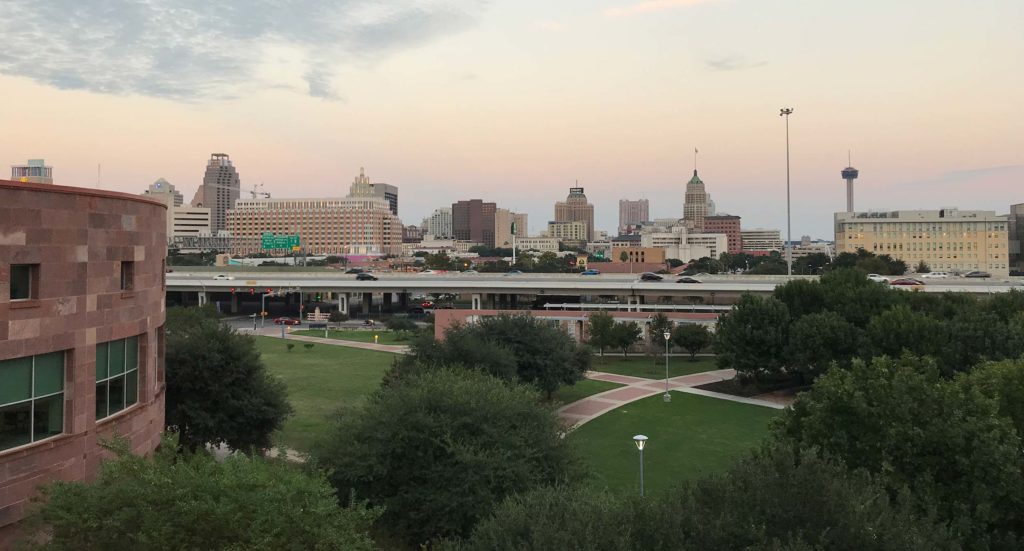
[780, 107, 794, 276]
[633, 434, 648, 497]
[663, 330, 672, 402]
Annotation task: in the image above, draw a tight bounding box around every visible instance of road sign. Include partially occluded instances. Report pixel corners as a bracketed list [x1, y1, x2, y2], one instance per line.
[291, 245, 301, 252]
[260, 233, 300, 250]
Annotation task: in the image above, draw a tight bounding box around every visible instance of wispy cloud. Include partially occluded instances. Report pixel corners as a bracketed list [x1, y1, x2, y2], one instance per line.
[705, 55, 766, 71]
[604, 0, 720, 18]
[0, 1, 487, 101]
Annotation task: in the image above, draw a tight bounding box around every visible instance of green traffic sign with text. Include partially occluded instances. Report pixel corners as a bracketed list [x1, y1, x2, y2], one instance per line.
[261, 233, 300, 250]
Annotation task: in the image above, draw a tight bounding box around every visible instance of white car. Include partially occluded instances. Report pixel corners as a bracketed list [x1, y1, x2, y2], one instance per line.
[419, 269, 437, 275]
[920, 272, 949, 279]
[212, 274, 234, 280]
[867, 274, 888, 283]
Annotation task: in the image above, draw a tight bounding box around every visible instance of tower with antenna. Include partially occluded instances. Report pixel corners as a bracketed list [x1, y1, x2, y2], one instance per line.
[841, 152, 858, 213]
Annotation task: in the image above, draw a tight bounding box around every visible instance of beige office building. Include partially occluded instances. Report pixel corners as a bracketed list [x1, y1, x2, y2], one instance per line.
[834, 209, 1010, 276]
[226, 197, 403, 256]
[495, 209, 528, 248]
[741, 229, 784, 253]
[547, 220, 589, 242]
[554, 187, 595, 241]
[515, 237, 560, 252]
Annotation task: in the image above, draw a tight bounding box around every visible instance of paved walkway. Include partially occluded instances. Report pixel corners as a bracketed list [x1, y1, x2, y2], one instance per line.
[244, 327, 410, 354]
[558, 369, 786, 428]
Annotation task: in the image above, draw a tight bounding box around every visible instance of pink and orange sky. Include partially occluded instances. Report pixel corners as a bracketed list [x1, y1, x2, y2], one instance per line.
[1, 0, 1021, 238]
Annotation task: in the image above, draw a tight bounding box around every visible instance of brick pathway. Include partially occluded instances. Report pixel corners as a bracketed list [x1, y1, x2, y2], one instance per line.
[558, 368, 786, 428]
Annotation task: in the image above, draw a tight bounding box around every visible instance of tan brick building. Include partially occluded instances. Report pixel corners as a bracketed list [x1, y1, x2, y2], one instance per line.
[0, 180, 167, 544]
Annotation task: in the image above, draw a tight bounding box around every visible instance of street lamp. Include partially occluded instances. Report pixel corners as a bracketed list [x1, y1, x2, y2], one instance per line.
[780, 107, 794, 276]
[662, 331, 672, 403]
[633, 434, 648, 497]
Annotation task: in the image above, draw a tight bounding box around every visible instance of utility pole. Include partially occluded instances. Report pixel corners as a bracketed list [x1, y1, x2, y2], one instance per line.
[780, 108, 794, 276]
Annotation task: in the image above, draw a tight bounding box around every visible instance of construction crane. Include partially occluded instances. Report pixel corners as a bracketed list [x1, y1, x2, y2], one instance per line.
[249, 183, 271, 199]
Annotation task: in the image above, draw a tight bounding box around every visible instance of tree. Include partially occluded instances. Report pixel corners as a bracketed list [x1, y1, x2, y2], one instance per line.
[962, 359, 1024, 438]
[772, 278, 826, 319]
[864, 304, 944, 362]
[672, 324, 711, 360]
[714, 294, 790, 381]
[165, 307, 292, 452]
[26, 436, 378, 550]
[820, 268, 897, 327]
[785, 311, 860, 382]
[328, 310, 348, 322]
[619, 250, 629, 263]
[646, 314, 674, 364]
[774, 355, 1024, 544]
[915, 260, 931, 273]
[385, 316, 418, 338]
[587, 311, 616, 357]
[610, 321, 642, 356]
[314, 369, 584, 546]
[666, 258, 684, 268]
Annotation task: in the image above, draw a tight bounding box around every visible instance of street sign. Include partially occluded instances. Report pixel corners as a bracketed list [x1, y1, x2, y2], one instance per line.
[260, 233, 300, 250]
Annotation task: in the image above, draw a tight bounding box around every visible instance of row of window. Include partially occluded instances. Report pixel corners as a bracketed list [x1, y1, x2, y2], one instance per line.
[0, 336, 140, 453]
[10, 262, 135, 301]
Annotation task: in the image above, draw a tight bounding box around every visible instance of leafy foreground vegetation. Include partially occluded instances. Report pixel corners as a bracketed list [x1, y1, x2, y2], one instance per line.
[254, 336, 393, 451]
[572, 392, 779, 493]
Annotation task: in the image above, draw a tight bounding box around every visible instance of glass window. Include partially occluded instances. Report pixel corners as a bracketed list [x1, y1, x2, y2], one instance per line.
[0, 352, 65, 451]
[120, 261, 135, 291]
[10, 264, 37, 300]
[95, 336, 140, 420]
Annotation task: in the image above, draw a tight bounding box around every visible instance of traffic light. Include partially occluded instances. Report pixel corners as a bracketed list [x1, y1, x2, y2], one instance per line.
[230, 288, 236, 294]
[266, 288, 272, 294]
[315, 293, 322, 301]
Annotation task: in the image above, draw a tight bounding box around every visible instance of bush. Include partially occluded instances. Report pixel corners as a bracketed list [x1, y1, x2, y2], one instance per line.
[303, 343, 314, 351]
[313, 369, 584, 546]
[328, 310, 349, 322]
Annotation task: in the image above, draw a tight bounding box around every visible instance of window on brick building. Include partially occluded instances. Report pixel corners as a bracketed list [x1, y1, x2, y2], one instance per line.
[120, 261, 135, 291]
[0, 351, 65, 451]
[95, 336, 139, 420]
[10, 263, 38, 300]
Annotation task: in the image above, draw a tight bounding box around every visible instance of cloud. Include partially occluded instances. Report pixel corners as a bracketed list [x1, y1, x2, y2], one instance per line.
[705, 55, 767, 71]
[533, 20, 565, 32]
[603, 0, 720, 18]
[0, 1, 487, 101]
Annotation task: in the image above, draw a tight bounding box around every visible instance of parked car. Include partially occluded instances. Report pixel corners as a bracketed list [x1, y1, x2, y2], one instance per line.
[964, 270, 991, 278]
[920, 272, 949, 278]
[676, 276, 701, 284]
[344, 268, 364, 274]
[890, 278, 925, 286]
[212, 274, 234, 280]
[273, 317, 300, 325]
[504, 270, 524, 276]
[356, 273, 378, 281]
[421, 300, 435, 308]
[867, 274, 889, 284]
[639, 272, 663, 282]
[419, 269, 437, 274]
[580, 269, 601, 276]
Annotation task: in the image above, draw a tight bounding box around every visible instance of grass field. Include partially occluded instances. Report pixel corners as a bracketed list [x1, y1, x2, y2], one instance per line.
[572, 392, 779, 494]
[291, 329, 409, 345]
[253, 336, 396, 451]
[590, 355, 720, 379]
[551, 378, 624, 406]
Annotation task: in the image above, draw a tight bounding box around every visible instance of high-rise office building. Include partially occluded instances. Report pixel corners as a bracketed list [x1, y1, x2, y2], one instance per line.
[741, 228, 784, 253]
[348, 167, 398, 215]
[618, 199, 649, 234]
[703, 215, 742, 254]
[495, 209, 528, 247]
[452, 199, 497, 247]
[547, 220, 589, 242]
[140, 178, 210, 244]
[554, 187, 595, 241]
[683, 170, 708, 231]
[10, 159, 53, 184]
[1007, 203, 1024, 273]
[143, 178, 183, 206]
[422, 207, 453, 238]
[835, 209, 1010, 276]
[191, 153, 240, 234]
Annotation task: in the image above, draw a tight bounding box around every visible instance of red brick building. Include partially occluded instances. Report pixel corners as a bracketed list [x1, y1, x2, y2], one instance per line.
[703, 215, 742, 254]
[0, 180, 167, 544]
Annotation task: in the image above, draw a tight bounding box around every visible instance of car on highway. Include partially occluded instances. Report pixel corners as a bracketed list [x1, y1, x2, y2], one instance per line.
[919, 272, 949, 279]
[212, 274, 234, 280]
[580, 269, 601, 276]
[344, 268, 364, 274]
[419, 269, 437, 274]
[676, 276, 701, 284]
[462, 269, 479, 274]
[964, 270, 992, 278]
[504, 270, 523, 276]
[356, 273, 378, 281]
[421, 300, 435, 308]
[638, 272, 663, 282]
[890, 278, 925, 287]
[867, 274, 889, 284]
[273, 317, 301, 325]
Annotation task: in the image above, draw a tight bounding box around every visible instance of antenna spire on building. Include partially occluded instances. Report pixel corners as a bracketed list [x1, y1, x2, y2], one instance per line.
[694, 147, 698, 172]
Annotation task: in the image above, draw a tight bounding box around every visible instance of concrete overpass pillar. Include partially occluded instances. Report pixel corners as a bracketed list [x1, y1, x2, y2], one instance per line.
[230, 293, 239, 314]
[363, 293, 373, 318]
[383, 292, 393, 311]
[198, 291, 207, 307]
[489, 293, 497, 310]
[471, 293, 482, 310]
[338, 293, 348, 315]
[399, 292, 409, 308]
[510, 294, 518, 309]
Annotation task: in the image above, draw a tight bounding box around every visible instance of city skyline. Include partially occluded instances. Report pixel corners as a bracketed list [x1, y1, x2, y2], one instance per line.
[1, 0, 1021, 238]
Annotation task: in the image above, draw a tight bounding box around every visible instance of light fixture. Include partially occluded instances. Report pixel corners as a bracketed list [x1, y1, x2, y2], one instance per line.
[633, 434, 648, 451]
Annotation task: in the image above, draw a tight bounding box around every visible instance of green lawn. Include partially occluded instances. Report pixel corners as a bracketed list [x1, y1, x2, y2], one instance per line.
[291, 329, 409, 345]
[253, 336, 396, 451]
[551, 378, 624, 406]
[591, 355, 719, 379]
[572, 392, 779, 494]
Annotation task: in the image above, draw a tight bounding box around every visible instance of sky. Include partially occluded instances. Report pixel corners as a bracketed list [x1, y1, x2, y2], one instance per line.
[1, 0, 1021, 239]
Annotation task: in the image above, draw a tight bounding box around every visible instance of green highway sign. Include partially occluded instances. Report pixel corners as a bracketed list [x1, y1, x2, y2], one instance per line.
[261, 233, 300, 250]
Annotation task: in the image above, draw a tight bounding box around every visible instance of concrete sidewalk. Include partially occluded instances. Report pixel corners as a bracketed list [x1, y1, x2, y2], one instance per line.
[558, 368, 785, 428]
[245, 327, 410, 354]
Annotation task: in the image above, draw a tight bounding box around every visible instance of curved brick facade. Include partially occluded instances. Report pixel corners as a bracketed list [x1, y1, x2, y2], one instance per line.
[0, 180, 167, 544]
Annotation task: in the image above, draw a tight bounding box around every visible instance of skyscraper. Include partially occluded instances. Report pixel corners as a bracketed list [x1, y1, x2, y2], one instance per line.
[348, 167, 398, 215]
[683, 170, 708, 231]
[452, 199, 497, 247]
[554, 186, 595, 241]
[494, 208, 528, 247]
[143, 178, 183, 206]
[422, 207, 453, 238]
[703, 214, 742, 254]
[191, 153, 240, 234]
[618, 199, 649, 234]
[841, 164, 859, 213]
